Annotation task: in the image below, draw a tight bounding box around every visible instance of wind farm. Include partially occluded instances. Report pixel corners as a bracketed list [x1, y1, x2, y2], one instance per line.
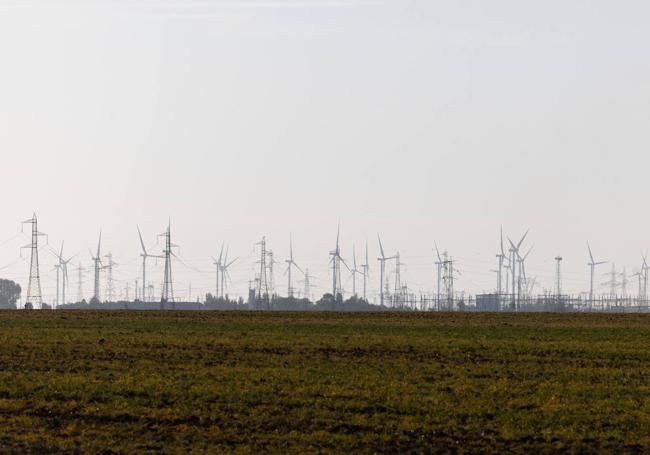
[2, 214, 650, 313]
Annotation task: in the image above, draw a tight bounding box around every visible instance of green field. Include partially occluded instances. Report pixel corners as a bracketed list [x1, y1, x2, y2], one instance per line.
[1, 311, 650, 453]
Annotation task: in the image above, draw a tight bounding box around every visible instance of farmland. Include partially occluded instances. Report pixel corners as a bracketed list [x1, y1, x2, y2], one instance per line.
[1, 311, 650, 453]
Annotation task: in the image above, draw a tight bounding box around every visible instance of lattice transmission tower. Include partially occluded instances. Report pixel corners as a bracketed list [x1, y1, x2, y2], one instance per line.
[22, 213, 46, 309]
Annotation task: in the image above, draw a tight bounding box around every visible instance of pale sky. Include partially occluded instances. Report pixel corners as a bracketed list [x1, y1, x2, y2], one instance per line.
[1, 0, 650, 304]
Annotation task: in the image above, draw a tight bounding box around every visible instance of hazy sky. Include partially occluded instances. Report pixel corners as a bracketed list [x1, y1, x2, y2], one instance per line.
[1, 0, 650, 304]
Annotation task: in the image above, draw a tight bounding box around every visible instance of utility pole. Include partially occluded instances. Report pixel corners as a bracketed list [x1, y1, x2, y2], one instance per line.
[22, 214, 46, 309]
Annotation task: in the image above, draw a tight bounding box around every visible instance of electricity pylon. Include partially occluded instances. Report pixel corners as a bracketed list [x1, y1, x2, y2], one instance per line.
[104, 252, 115, 302]
[158, 220, 178, 307]
[22, 213, 46, 309]
[256, 237, 270, 309]
[76, 262, 86, 302]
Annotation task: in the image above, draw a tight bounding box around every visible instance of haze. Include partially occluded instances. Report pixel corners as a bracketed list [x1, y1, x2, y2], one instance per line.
[1, 0, 649, 302]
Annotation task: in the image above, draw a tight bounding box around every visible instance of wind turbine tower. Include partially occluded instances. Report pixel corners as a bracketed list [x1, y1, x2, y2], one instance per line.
[587, 243, 607, 308]
[90, 232, 103, 302]
[350, 245, 364, 298]
[212, 243, 224, 299]
[507, 229, 529, 310]
[22, 214, 46, 309]
[138, 226, 163, 303]
[285, 235, 303, 298]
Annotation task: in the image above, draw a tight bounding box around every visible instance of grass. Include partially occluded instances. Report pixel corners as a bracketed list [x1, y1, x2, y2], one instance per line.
[1, 311, 650, 453]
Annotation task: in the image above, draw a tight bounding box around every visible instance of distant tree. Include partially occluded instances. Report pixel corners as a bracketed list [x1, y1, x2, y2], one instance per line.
[0, 279, 21, 309]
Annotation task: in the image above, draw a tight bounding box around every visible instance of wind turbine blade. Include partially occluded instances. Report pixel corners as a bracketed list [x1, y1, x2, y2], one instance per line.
[434, 240, 442, 262]
[365, 241, 369, 266]
[500, 226, 505, 256]
[587, 242, 594, 264]
[517, 229, 530, 250]
[97, 231, 102, 257]
[226, 258, 238, 268]
[59, 241, 64, 260]
[507, 237, 516, 250]
[378, 234, 385, 259]
[522, 245, 534, 261]
[137, 226, 147, 255]
[341, 257, 351, 273]
[294, 263, 304, 275]
[336, 223, 340, 251]
[289, 233, 293, 261]
[218, 243, 224, 263]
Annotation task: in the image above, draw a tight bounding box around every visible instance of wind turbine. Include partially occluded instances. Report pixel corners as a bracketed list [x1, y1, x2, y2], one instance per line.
[350, 244, 364, 298]
[329, 224, 350, 300]
[507, 229, 529, 310]
[587, 242, 607, 307]
[220, 248, 238, 299]
[517, 245, 534, 299]
[361, 241, 370, 301]
[138, 226, 163, 302]
[53, 241, 75, 307]
[285, 234, 304, 298]
[377, 235, 397, 307]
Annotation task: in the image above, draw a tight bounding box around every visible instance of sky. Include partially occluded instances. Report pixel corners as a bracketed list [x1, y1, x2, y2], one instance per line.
[1, 0, 650, 305]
